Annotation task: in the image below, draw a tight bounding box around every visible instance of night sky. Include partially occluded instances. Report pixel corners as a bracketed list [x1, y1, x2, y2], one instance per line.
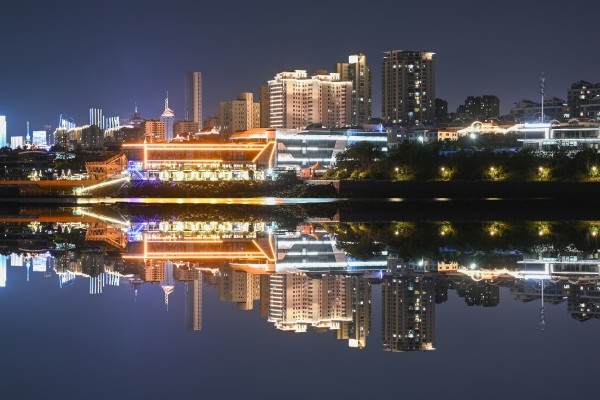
[1, 0, 599, 136]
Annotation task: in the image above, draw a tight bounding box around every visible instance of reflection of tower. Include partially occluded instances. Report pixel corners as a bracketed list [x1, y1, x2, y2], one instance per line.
[185, 275, 203, 331]
[259, 275, 270, 318]
[336, 276, 371, 349]
[160, 261, 175, 309]
[382, 275, 435, 352]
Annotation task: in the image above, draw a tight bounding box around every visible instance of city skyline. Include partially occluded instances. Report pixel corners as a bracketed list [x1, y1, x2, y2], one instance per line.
[1, 1, 599, 137]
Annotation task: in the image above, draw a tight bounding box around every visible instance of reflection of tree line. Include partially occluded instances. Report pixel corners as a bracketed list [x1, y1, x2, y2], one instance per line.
[327, 221, 600, 263]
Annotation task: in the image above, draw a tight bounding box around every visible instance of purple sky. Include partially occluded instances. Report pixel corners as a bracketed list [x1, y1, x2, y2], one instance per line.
[1, 0, 599, 136]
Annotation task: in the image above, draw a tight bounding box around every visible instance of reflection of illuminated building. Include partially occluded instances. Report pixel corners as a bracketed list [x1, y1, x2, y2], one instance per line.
[276, 224, 387, 273]
[0, 255, 7, 287]
[185, 275, 203, 331]
[160, 95, 175, 142]
[510, 280, 568, 304]
[567, 282, 600, 322]
[219, 266, 260, 310]
[124, 221, 275, 273]
[454, 281, 500, 307]
[268, 273, 352, 333]
[160, 261, 175, 308]
[335, 276, 371, 349]
[382, 275, 435, 352]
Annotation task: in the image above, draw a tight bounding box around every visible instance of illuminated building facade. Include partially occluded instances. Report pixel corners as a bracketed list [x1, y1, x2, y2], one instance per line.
[0, 115, 6, 148]
[334, 54, 371, 126]
[142, 119, 165, 143]
[10, 136, 23, 150]
[122, 141, 276, 181]
[382, 275, 435, 352]
[0, 255, 6, 287]
[185, 71, 203, 129]
[90, 108, 104, 129]
[268, 70, 352, 129]
[160, 96, 175, 142]
[32, 131, 47, 147]
[218, 92, 260, 137]
[271, 127, 388, 170]
[382, 50, 435, 125]
[508, 121, 600, 150]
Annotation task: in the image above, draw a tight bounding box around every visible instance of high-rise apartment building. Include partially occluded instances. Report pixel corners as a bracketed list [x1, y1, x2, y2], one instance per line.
[382, 50, 435, 125]
[218, 92, 260, 136]
[0, 116, 6, 148]
[185, 71, 203, 129]
[259, 85, 269, 128]
[268, 70, 352, 129]
[334, 53, 371, 126]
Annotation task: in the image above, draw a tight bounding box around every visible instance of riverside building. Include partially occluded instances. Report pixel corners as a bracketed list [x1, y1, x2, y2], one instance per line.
[382, 50, 435, 125]
[268, 70, 352, 129]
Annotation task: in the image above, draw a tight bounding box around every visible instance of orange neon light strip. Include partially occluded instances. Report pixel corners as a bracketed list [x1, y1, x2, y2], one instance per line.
[124, 143, 269, 150]
[268, 142, 277, 168]
[146, 159, 224, 162]
[252, 142, 272, 162]
[144, 239, 223, 243]
[252, 239, 275, 262]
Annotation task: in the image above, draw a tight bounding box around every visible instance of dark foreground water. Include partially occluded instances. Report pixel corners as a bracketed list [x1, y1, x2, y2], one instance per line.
[0, 205, 598, 400]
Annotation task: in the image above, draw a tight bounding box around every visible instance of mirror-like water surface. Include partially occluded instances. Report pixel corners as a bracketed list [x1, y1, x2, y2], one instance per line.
[0, 206, 598, 400]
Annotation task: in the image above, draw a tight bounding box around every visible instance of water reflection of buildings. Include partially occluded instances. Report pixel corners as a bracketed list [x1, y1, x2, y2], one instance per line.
[3, 213, 600, 352]
[267, 273, 371, 348]
[382, 275, 435, 352]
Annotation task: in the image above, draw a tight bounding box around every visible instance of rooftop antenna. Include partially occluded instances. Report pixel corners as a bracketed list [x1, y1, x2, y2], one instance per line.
[26, 121, 30, 143]
[165, 92, 169, 110]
